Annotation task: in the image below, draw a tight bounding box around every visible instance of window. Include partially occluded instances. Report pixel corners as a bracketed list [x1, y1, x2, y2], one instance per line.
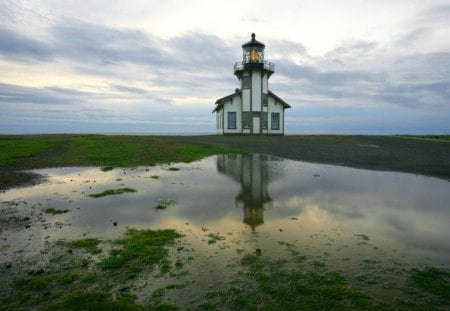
[271, 113, 280, 130]
[242, 76, 251, 89]
[262, 94, 268, 107]
[242, 112, 250, 129]
[228, 112, 237, 129]
[262, 112, 268, 130]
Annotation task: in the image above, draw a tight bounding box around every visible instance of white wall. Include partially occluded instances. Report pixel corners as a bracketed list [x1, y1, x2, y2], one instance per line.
[267, 96, 284, 134]
[223, 96, 242, 134]
[252, 71, 261, 111]
[242, 89, 250, 111]
[262, 74, 268, 94]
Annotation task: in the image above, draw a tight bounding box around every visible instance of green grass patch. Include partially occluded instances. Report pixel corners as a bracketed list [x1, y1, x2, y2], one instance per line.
[100, 166, 114, 172]
[99, 228, 183, 271]
[71, 238, 102, 255]
[44, 208, 70, 215]
[409, 267, 450, 302]
[0, 136, 61, 167]
[88, 188, 137, 198]
[0, 135, 239, 189]
[154, 198, 177, 210]
[197, 254, 386, 310]
[0, 135, 236, 169]
[45, 291, 141, 311]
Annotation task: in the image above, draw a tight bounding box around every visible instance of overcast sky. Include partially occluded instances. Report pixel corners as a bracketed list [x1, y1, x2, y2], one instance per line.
[1, 0, 450, 134]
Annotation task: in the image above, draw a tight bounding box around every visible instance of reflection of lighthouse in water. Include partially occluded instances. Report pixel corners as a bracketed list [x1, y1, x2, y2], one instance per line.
[217, 154, 282, 231]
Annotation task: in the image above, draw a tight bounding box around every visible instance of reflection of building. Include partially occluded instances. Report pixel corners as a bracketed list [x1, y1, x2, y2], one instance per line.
[217, 154, 282, 230]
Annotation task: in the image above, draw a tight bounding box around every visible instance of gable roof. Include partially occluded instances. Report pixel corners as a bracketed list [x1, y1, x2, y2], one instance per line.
[212, 89, 291, 113]
[212, 90, 241, 113]
[268, 90, 291, 109]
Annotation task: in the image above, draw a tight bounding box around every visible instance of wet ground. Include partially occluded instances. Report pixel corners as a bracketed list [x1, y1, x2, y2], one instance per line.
[1, 154, 449, 308]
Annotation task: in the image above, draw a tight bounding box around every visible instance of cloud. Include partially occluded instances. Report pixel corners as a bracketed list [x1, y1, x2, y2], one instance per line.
[0, 82, 78, 105]
[0, 26, 53, 62]
[1, 5, 450, 134]
[51, 19, 167, 66]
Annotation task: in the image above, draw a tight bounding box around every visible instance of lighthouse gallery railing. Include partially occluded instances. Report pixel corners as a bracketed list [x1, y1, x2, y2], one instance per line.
[234, 61, 275, 72]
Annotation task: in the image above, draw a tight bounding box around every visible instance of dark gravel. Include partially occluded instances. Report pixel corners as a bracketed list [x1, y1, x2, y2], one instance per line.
[169, 135, 450, 180]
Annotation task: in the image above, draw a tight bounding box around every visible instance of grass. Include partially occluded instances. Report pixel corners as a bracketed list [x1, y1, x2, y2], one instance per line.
[0, 136, 61, 167]
[2, 134, 450, 190]
[0, 134, 239, 190]
[45, 292, 141, 311]
[99, 228, 183, 271]
[44, 208, 70, 215]
[1, 228, 183, 310]
[196, 254, 386, 310]
[0, 135, 237, 169]
[71, 238, 102, 255]
[88, 188, 137, 198]
[409, 267, 450, 303]
[2, 228, 449, 310]
[154, 198, 177, 210]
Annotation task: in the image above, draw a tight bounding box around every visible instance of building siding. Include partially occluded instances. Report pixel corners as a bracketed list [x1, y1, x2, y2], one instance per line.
[252, 71, 262, 111]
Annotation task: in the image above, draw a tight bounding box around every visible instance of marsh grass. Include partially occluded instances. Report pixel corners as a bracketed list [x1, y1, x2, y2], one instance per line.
[88, 188, 137, 198]
[0, 135, 239, 190]
[154, 198, 177, 210]
[99, 228, 183, 271]
[100, 166, 114, 172]
[1, 228, 183, 310]
[409, 267, 450, 303]
[44, 208, 70, 215]
[3, 230, 449, 310]
[71, 238, 102, 255]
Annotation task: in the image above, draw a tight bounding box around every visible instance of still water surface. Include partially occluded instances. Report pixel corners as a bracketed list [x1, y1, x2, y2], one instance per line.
[1, 154, 449, 301]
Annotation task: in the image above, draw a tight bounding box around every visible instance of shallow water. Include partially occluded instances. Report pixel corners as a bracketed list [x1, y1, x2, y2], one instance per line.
[1, 154, 449, 303]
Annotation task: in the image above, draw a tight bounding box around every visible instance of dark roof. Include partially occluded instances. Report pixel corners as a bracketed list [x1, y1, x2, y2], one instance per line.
[242, 33, 265, 49]
[212, 90, 241, 113]
[268, 90, 291, 109]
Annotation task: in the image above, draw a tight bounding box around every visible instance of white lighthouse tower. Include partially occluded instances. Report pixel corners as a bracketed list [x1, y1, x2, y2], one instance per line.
[213, 33, 290, 135]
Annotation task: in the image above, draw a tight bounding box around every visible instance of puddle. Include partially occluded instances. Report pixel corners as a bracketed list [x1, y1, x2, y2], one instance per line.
[1, 154, 449, 306]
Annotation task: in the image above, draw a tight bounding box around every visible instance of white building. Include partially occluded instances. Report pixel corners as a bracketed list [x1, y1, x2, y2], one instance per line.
[213, 33, 290, 135]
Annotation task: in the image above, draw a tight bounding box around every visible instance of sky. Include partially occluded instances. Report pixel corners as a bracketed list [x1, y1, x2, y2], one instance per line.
[1, 0, 450, 134]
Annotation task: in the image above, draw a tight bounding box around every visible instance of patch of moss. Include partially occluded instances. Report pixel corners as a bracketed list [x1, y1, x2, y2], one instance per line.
[88, 188, 137, 198]
[44, 208, 70, 215]
[196, 254, 387, 310]
[151, 175, 160, 179]
[99, 228, 183, 272]
[409, 267, 450, 302]
[154, 198, 177, 210]
[71, 238, 102, 255]
[100, 166, 114, 172]
[355, 234, 370, 241]
[168, 167, 180, 171]
[45, 291, 141, 310]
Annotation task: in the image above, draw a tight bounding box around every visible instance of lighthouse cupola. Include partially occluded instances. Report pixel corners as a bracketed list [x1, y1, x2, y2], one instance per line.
[234, 33, 274, 77]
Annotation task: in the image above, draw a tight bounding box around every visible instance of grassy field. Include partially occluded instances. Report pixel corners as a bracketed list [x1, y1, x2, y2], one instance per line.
[1, 134, 449, 190]
[0, 135, 238, 189]
[1, 134, 449, 310]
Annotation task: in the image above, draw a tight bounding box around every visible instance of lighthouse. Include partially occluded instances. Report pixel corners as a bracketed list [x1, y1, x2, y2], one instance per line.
[213, 33, 290, 135]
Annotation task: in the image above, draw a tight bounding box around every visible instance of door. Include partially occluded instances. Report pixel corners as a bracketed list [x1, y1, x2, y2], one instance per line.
[252, 116, 260, 134]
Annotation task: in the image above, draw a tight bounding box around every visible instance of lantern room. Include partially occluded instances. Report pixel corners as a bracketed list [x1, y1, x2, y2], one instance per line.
[234, 33, 274, 76]
[242, 33, 265, 63]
